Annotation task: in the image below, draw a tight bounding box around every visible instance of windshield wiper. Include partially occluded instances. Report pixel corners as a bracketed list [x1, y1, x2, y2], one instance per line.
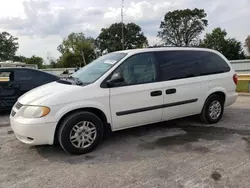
[67, 76, 83, 85]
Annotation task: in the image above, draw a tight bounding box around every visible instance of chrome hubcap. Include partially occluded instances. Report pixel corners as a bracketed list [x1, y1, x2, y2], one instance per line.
[69, 121, 97, 148]
[208, 100, 221, 120]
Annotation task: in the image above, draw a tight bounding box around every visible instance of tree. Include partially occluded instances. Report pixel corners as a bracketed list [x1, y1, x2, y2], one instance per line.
[200, 28, 245, 60]
[0, 31, 19, 61]
[158, 8, 208, 47]
[57, 32, 96, 68]
[57, 52, 83, 68]
[11, 55, 45, 68]
[49, 59, 58, 68]
[97, 22, 148, 53]
[24, 55, 44, 69]
[245, 35, 250, 54]
[13, 55, 26, 62]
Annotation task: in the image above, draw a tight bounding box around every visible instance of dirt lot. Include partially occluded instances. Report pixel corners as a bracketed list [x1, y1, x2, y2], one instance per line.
[1, 96, 250, 188]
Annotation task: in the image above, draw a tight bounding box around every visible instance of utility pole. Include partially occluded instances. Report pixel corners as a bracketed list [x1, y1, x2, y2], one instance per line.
[80, 49, 86, 67]
[121, 0, 124, 50]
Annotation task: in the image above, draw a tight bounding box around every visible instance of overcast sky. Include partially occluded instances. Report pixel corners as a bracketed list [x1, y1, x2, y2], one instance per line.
[0, 0, 249, 61]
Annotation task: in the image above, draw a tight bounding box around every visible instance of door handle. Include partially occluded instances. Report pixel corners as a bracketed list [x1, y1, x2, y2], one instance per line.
[165, 88, 176, 94]
[150, 90, 162, 97]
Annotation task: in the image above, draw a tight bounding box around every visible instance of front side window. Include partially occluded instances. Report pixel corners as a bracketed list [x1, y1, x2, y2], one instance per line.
[112, 52, 158, 85]
[72, 52, 127, 84]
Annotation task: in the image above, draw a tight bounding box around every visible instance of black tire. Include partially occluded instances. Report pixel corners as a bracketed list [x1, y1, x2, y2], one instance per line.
[58, 111, 104, 155]
[200, 94, 224, 124]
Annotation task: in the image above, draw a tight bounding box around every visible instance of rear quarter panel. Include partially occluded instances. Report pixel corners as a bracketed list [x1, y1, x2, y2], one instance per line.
[202, 50, 237, 105]
[204, 70, 237, 107]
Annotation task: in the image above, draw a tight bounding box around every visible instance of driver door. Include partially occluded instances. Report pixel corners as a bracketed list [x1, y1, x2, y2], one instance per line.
[109, 52, 164, 130]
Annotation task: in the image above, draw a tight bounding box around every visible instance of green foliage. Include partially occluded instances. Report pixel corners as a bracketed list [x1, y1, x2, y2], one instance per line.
[97, 22, 148, 53]
[0, 31, 19, 61]
[57, 32, 96, 68]
[158, 8, 208, 47]
[12, 55, 44, 68]
[200, 28, 246, 60]
[0, 31, 45, 68]
[48, 59, 58, 68]
[24, 55, 44, 69]
[57, 52, 83, 68]
[12, 55, 26, 62]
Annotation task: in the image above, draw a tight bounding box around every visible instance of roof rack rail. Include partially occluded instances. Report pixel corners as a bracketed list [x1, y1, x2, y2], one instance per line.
[146, 45, 171, 48]
[146, 45, 206, 48]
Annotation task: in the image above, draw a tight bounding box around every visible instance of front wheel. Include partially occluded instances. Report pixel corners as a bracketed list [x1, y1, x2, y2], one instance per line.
[58, 111, 104, 155]
[200, 94, 224, 124]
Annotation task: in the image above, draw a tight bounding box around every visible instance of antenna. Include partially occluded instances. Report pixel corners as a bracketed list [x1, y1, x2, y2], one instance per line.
[121, 0, 124, 50]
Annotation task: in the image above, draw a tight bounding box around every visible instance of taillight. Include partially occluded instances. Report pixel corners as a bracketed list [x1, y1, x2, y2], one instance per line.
[233, 74, 238, 85]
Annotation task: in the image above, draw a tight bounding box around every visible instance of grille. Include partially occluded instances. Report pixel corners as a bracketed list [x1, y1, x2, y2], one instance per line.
[15, 102, 23, 110]
[11, 110, 16, 117]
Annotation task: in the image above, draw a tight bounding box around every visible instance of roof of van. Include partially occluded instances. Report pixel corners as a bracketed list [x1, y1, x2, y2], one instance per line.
[113, 46, 219, 55]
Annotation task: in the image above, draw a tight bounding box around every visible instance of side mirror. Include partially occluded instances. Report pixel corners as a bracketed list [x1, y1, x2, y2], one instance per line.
[106, 72, 125, 87]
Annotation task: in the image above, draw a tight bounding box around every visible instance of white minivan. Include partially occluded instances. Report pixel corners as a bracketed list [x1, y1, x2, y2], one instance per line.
[10, 47, 238, 155]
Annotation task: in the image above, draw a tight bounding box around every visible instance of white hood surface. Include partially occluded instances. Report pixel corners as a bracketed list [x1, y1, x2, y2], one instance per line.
[18, 81, 81, 105]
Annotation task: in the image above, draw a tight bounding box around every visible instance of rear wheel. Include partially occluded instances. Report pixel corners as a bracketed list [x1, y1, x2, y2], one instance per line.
[200, 94, 224, 124]
[58, 111, 104, 155]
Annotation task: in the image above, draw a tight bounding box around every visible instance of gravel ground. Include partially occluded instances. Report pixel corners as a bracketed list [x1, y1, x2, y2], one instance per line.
[1, 96, 250, 188]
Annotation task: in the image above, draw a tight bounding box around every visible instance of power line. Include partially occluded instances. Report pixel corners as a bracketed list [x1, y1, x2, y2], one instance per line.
[121, 0, 124, 50]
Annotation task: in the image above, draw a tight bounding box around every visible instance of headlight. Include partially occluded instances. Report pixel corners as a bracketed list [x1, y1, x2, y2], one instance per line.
[22, 106, 50, 118]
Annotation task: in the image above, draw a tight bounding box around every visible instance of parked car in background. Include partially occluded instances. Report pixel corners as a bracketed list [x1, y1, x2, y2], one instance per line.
[10, 47, 238, 155]
[0, 67, 59, 111]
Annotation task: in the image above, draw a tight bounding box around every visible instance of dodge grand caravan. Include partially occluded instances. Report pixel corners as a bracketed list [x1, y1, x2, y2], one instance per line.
[10, 47, 238, 155]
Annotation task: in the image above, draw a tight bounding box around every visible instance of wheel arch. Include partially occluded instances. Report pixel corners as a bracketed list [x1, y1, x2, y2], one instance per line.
[207, 91, 226, 103]
[53, 107, 112, 145]
[202, 89, 226, 112]
[206, 86, 227, 101]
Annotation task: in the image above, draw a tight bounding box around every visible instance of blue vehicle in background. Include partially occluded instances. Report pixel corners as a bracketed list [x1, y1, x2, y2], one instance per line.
[0, 67, 59, 111]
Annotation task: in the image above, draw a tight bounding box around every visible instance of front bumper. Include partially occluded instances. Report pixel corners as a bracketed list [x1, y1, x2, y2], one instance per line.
[10, 102, 57, 146]
[10, 118, 57, 145]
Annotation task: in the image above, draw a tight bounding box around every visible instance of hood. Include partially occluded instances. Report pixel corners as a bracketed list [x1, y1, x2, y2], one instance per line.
[18, 81, 82, 105]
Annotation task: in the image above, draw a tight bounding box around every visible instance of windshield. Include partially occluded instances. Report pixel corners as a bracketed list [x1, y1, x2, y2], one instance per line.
[71, 52, 127, 84]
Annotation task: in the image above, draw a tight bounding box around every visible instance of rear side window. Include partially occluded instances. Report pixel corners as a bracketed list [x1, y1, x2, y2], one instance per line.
[0, 71, 12, 82]
[155, 50, 230, 81]
[197, 51, 231, 75]
[155, 51, 199, 81]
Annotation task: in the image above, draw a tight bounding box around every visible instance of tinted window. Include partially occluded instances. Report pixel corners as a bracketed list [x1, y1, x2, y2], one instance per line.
[113, 52, 158, 85]
[155, 51, 199, 81]
[0, 71, 11, 82]
[155, 50, 230, 81]
[36, 71, 58, 81]
[197, 51, 230, 75]
[14, 69, 34, 81]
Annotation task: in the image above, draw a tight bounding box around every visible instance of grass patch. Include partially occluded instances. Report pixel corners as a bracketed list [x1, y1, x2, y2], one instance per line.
[236, 81, 249, 92]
